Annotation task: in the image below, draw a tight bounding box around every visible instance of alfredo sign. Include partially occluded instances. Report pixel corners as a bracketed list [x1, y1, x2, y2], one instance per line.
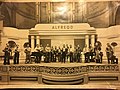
[33, 23, 92, 30]
[52, 25, 73, 29]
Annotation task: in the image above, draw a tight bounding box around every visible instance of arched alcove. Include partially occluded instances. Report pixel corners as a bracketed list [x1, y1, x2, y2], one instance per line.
[1, 3, 11, 27]
[115, 6, 120, 25]
[8, 40, 16, 48]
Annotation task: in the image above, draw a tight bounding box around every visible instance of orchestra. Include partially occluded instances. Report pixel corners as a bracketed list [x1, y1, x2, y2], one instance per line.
[2, 41, 118, 65]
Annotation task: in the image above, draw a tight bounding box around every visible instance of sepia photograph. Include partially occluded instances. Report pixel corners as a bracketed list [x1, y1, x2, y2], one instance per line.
[0, 0, 120, 89]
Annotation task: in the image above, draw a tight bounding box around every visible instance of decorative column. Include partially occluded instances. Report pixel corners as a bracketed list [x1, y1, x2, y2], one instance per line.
[47, 2, 51, 23]
[36, 2, 39, 23]
[31, 36, 34, 50]
[0, 16, 4, 55]
[50, 2, 53, 23]
[0, 20, 3, 46]
[91, 35, 95, 47]
[36, 2, 41, 23]
[38, 2, 41, 23]
[72, 2, 75, 22]
[85, 35, 89, 49]
[82, 1, 87, 22]
[0, 2, 4, 55]
[36, 36, 40, 45]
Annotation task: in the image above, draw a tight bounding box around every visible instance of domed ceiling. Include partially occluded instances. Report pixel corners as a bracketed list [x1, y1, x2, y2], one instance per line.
[1, 1, 120, 29]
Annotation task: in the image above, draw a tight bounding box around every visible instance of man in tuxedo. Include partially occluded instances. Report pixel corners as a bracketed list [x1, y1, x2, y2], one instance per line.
[34, 44, 41, 63]
[76, 45, 82, 63]
[69, 45, 74, 63]
[13, 44, 20, 64]
[3, 43, 12, 65]
[45, 44, 51, 63]
[62, 44, 66, 63]
[83, 44, 89, 63]
[24, 44, 31, 64]
[106, 43, 114, 64]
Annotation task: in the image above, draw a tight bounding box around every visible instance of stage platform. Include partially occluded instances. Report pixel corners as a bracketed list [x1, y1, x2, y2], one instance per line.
[0, 62, 120, 89]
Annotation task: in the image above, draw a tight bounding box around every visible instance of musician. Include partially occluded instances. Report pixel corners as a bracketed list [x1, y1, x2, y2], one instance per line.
[89, 44, 94, 62]
[40, 44, 44, 62]
[65, 44, 69, 61]
[76, 45, 82, 63]
[3, 43, 12, 65]
[40, 44, 44, 52]
[73, 46, 77, 62]
[106, 43, 114, 64]
[94, 42, 103, 63]
[53, 46, 58, 62]
[45, 44, 50, 63]
[69, 45, 74, 63]
[34, 44, 41, 63]
[58, 46, 62, 62]
[62, 44, 66, 63]
[83, 44, 89, 63]
[24, 44, 31, 64]
[13, 44, 20, 64]
[50, 46, 54, 62]
[95, 49, 101, 63]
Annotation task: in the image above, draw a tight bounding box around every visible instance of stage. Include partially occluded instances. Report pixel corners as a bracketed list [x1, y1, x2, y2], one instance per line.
[0, 56, 120, 89]
[0, 58, 120, 89]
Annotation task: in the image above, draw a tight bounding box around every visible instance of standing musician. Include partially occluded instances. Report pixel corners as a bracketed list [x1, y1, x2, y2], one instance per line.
[89, 44, 94, 62]
[45, 44, 51, 63]
[34, 44, 41, 63]
[69, 45, 74, 63]
[106, 43, 114, 64]
[40, 44, 44, 62]
[65, 44, 69, 62]
[3, 43, 12, 65]
[53, 46, 58, 62]
[73, 46, 77, 62]
[50, 46, 54, 62]
[24, 44, 31, 64]
[62, 44, 66, 63]
[94, 42, 103, 63]
[76, 45, 82, 63]
[13, 44, 20, 64]
[58, 46, 62, 62]
[83, 44, 89, 63]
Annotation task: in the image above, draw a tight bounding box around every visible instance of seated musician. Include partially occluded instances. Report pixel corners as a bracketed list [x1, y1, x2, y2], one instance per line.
[24, 44, 31, 64]
[34, 44, 41, 63]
